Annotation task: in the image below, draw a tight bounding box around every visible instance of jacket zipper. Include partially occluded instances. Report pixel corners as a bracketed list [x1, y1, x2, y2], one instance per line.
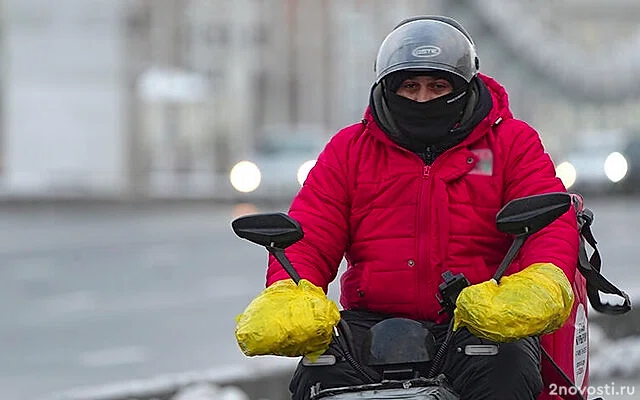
[416, 162, 431, 318]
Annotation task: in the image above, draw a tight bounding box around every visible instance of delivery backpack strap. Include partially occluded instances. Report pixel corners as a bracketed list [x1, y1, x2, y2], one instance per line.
[571, 194, 632, 315]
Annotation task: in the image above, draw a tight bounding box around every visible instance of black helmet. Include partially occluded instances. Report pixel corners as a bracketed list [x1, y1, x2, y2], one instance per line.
[374, 16, 480, 85]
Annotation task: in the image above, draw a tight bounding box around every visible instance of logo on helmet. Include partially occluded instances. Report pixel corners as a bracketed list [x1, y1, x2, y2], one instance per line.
[412, 45, 441, 57]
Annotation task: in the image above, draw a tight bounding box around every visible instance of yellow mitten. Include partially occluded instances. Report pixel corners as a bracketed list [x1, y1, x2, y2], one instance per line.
[235, 279, 341, 361]
[453, 263, 574, 342]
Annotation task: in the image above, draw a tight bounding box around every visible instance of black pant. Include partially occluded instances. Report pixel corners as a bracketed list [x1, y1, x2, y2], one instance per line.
[289, 310, 543, 400]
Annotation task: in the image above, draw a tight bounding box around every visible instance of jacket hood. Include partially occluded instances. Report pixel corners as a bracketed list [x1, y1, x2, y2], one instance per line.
[475, 72, 513, 121]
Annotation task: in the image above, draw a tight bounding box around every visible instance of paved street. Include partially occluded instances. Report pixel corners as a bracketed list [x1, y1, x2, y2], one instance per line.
[1, 196, 639, 400]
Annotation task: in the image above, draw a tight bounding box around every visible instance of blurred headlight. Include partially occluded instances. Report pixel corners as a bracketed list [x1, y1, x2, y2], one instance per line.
[556, 161, 577, 189]
[604, 152, 628, 183]
[297, 160, 317, 186]
[230, 161, 261, 193]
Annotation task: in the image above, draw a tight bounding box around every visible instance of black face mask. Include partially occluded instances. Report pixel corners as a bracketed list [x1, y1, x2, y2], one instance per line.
[384, 86, 470, 146]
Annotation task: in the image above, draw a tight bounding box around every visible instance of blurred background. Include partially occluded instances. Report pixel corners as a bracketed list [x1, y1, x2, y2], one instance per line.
[1, 0, 640, 399]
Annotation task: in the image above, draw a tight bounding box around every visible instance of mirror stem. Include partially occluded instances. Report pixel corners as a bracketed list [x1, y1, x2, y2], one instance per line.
[268, 247, 301, 284]
[492, 235, 527, 284]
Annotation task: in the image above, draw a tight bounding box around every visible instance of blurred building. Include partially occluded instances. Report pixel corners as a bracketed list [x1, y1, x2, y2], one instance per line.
[1, 0, 639, 198]
[2, 0, 128, 196]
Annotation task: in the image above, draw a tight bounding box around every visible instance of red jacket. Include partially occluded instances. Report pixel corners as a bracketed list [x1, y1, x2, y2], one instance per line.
[266, 73, 579, 324]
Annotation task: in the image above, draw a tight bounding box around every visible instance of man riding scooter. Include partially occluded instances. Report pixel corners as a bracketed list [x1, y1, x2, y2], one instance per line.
[236, 15, 588, 400]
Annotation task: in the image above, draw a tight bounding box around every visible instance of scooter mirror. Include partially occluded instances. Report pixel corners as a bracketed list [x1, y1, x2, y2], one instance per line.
[232, 212, 303, 249]
[496, 192, 571, 236]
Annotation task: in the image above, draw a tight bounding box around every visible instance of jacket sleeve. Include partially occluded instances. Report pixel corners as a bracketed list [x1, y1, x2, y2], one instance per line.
[502, 120, 580, 282]
[265, 131, 352, 292]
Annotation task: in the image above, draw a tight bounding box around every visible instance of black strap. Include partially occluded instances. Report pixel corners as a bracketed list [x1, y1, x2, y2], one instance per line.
[541, 347, 586, 400]
[575, 206, 631, 315]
